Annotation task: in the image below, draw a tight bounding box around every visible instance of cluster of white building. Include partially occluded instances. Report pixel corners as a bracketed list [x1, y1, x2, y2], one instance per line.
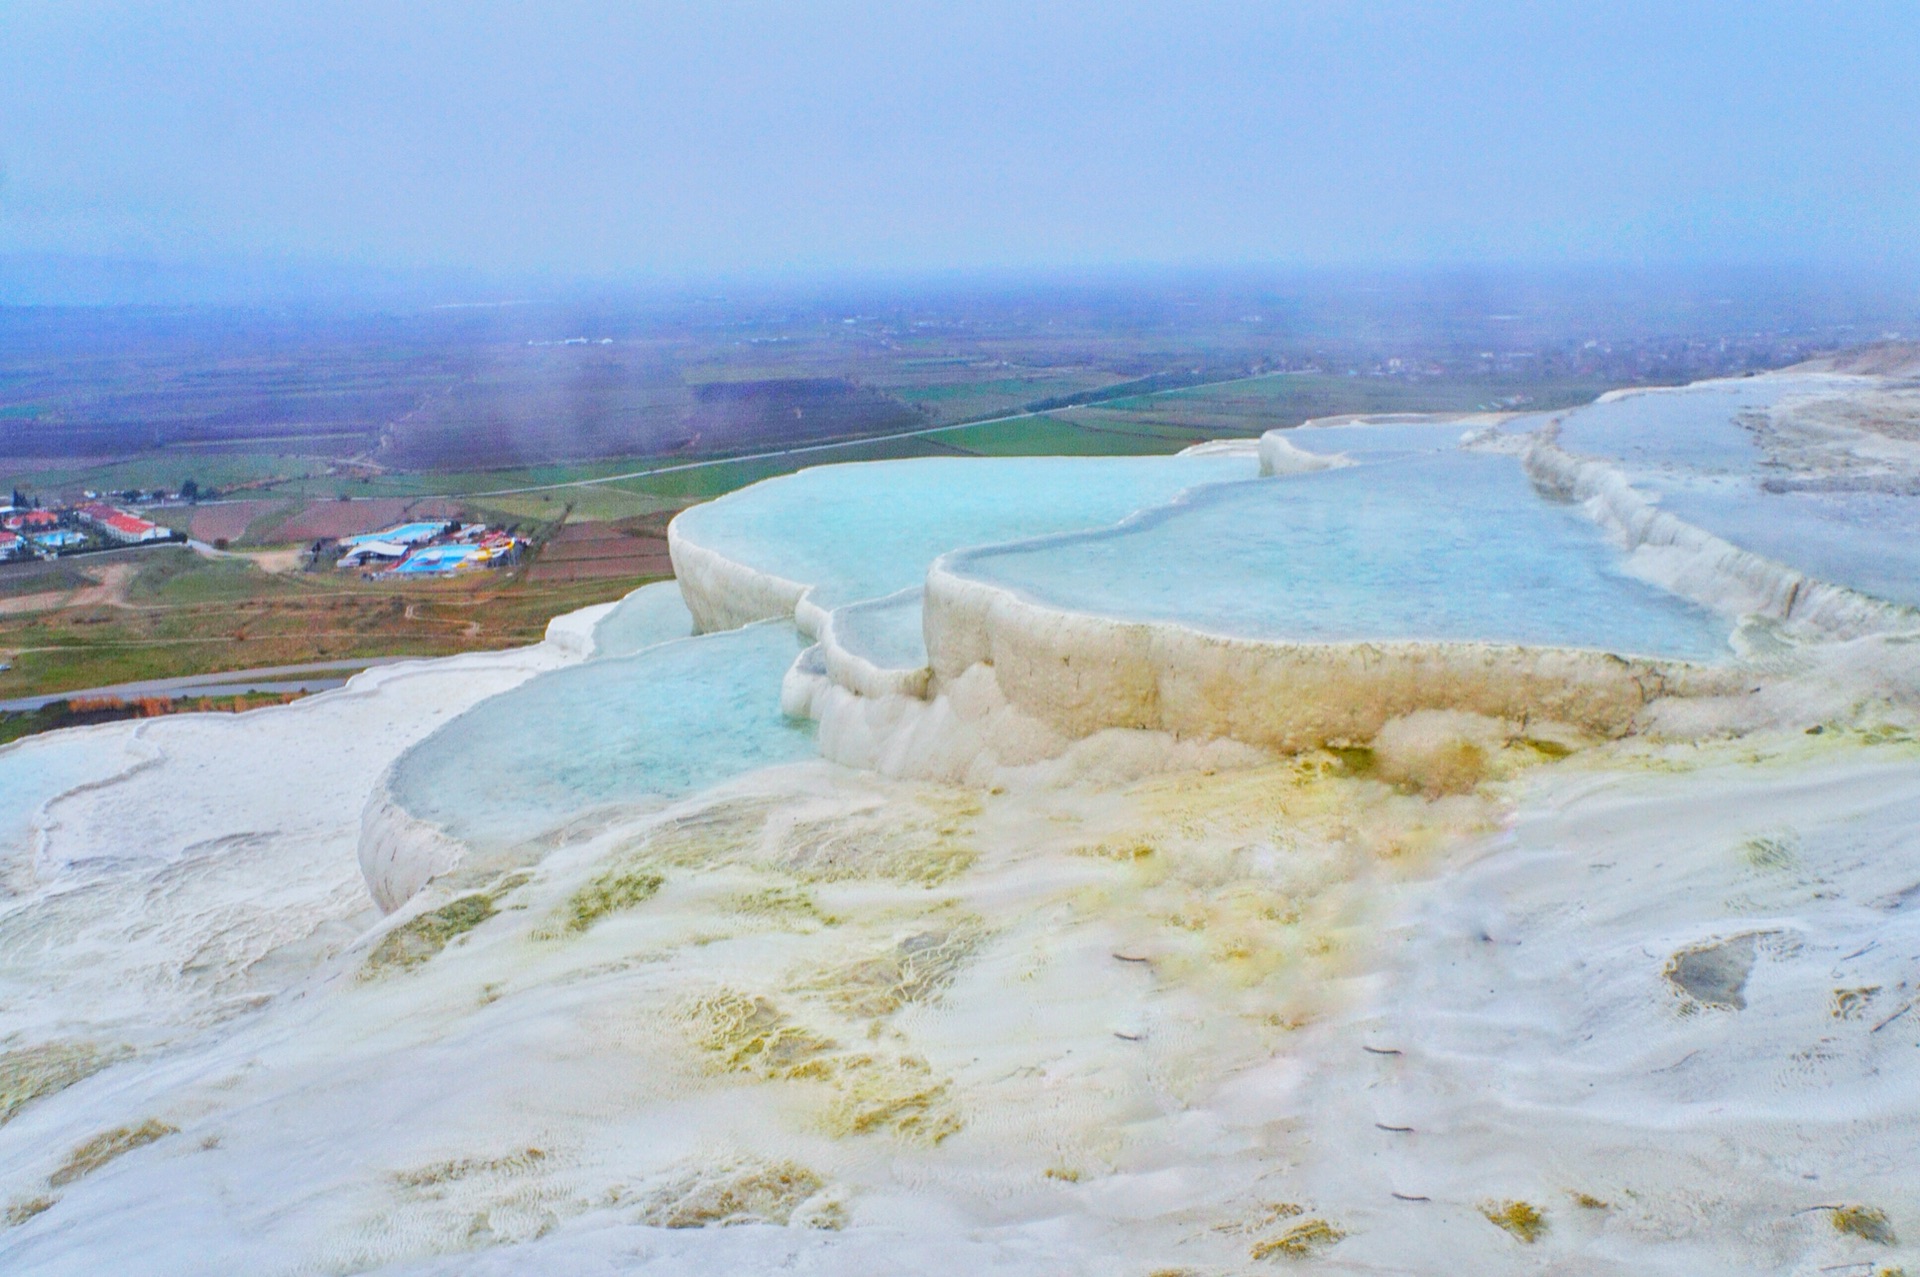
[335, 521, 523, 575]
[75, 504, 171, 544]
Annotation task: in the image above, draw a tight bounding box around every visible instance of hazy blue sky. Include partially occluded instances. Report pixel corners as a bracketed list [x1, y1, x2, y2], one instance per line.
[3, 1, 1917, 281]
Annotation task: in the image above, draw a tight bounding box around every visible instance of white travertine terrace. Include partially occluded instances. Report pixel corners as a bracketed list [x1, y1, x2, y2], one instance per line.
[667, 519, 819, 634]
[350, 601, 627, 910]
[14, 368, 1920, 1275]
[1523, 413, 1920, 641]
[671, 429, 1744, 777]
[357, 785, 470, 912]
[666, 372, 1920, 797]
[918, 557, 1725, 752]
[813, 590, 932, 701]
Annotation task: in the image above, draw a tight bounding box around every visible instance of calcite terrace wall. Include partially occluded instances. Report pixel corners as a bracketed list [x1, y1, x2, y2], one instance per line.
[921, 559, 1728, 752]
[1522, 427, 1920, 641]
[815, 592, 932, 701]
[1256, 430, 1350, 476]
[667, 440, 1754, 769]
[668, 519, 822, 636]
[358, 786, 468, 912]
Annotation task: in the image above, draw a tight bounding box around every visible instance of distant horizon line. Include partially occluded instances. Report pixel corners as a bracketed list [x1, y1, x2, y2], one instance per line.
[4, 247, 1918, 304]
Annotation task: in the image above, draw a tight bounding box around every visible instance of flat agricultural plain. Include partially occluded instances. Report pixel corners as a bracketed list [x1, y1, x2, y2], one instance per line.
[0, 544, 654, 711]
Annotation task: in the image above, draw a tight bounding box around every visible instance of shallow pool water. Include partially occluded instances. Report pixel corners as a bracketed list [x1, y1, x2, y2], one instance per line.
[830, 589, 928, 671]
[673, 454, 1255, 610]
[1660, 484, 1920, 609]
[1554, 374, 1920, 610]
[590, 581, 695, 659]
[1555, 376, 1806, 474]
[0, 734, 133, 861]
[388, 623, 815, 849]
[952, 452, 1733, 660]
[1285, 418, 1486, 458]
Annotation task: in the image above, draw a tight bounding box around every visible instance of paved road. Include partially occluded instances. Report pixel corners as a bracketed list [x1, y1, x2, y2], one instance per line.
[0, 657, 417, 713]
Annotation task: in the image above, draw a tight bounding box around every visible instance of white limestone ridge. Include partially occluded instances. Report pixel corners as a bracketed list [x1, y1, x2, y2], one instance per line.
[916, 554, 1726, 750]
[357, 785, 468, 913]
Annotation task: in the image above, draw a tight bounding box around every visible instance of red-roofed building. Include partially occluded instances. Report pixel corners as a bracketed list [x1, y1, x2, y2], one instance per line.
[77, 504, 170, 544]
[2, 510, 58, 532]
[0, 529, 21, 560]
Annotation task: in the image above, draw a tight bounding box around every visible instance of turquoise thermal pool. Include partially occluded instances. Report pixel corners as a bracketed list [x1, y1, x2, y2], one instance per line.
[387, 623, 814, 849]
[1284, 417, 1491, 458]
[671, 453, 1255, 610]
[590, 580, 695, 658]
[946, 452, 1734, 660]
[1554, 377, 1802, 473]
[829, 588, 930, 671]
[1552, 375, 1920, 609]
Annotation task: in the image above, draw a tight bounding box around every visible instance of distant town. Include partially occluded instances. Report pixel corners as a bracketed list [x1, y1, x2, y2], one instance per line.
[1, 490, 178, 560]
[1, 485, 526, 577]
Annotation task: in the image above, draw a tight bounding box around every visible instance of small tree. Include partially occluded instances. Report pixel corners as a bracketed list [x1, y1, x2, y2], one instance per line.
[179, 479, 199, 503]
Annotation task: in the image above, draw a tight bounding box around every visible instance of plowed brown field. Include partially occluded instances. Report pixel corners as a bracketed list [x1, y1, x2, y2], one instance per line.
[187, 501, 281, 544]
[525, 526, 671, 582]
[274, 498, 466, 541]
